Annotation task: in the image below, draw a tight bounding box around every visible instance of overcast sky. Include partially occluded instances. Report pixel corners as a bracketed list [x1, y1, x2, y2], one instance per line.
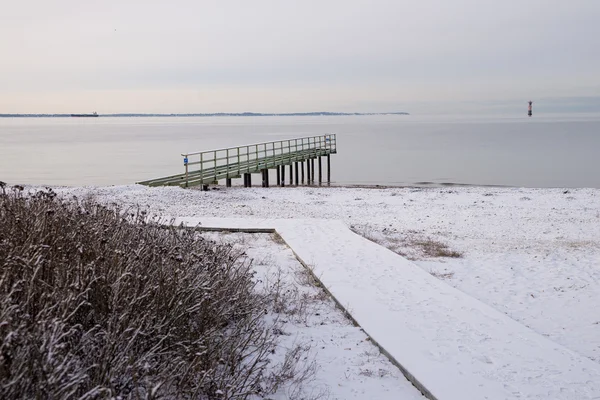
[1, 0, 599, 113]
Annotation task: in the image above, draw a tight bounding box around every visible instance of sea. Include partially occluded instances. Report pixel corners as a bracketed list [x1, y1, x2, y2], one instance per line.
[1, 114, 600, 188]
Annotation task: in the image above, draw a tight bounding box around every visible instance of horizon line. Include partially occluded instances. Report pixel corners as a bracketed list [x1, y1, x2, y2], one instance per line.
[0, 111, 410, 118]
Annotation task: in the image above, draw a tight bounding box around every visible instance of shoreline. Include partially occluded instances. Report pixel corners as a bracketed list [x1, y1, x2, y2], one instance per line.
[9, 180, 595, 191]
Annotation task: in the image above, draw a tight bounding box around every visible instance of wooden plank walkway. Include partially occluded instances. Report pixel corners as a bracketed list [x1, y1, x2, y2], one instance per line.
[138, 134, 337, 188]
[174, 217, 600, 400]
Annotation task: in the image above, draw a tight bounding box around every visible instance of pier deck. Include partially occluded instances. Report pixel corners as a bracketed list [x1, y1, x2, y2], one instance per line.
[138, 134, 337, 188]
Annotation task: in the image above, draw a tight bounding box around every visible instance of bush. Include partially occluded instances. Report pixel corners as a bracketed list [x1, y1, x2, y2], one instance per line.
[0, 185, 280, 399]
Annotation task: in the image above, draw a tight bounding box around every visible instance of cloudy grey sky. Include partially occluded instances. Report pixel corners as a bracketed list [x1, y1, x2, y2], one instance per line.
[1, 0, 599, 113]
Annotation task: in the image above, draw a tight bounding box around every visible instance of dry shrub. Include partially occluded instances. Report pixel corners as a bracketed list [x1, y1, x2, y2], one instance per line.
[198, 232, 329, 398]
[293, 265, 322, 290]
[411, 238, 463, 258]
[0, 185, 294, 399]
[350, 224, 462, 260]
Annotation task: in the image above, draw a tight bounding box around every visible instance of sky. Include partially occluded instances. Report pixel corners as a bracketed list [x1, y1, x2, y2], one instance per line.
[1, 0, 600, 114]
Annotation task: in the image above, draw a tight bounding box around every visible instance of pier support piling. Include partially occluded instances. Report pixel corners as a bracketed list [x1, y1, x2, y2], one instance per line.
[289, 164, 293, 186]
[327, 154, 331, 184]
[311, 159, 315, 183]
[226, 178, 232, 187]
[281, 165, 285, 187]
[295, 162, 299, 186]
[243, 173, 252, 188]
[276, 166, 281, 186]
[301, 161, 305, 184]
[318, 156, 322, 185]
[306, 160, 311, 185]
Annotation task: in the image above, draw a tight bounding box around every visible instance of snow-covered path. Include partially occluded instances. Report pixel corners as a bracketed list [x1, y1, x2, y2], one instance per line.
[177, 217, 600, 400]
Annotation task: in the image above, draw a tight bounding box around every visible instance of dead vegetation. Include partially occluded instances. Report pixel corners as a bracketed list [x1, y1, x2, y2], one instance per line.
[200, 231, 334, 398]
[411, 238, 463, 258]
[429, 271, 456, 280]
[293, 264, 324, 290]
[0, 184, 317, 399]
[261, 263, 330, 328]
[564, 240, 600, 249]
[271, 232, 287, 245]
[350, 224, 463, 260]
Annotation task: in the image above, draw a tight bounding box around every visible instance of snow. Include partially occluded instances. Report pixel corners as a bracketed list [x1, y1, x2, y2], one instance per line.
[178, 217, 600, 400]
[202, 231, 426, 400]
[50, 184, 600, 399]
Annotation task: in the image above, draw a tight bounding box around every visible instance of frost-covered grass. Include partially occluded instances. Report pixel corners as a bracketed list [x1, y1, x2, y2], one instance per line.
[0, 185, 316, 399]
[349, 224, 463, 260]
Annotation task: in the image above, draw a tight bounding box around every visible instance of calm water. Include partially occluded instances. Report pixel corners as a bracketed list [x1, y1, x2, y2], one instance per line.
[1, 114, 600, 188]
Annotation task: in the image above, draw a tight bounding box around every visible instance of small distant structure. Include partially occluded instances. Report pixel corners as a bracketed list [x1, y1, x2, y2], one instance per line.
[71, 111, 98, 118]
[528, 101, 533, 117]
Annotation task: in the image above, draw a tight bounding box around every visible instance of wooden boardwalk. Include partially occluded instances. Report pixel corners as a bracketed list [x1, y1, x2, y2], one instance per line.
[138, 134, 337, 188]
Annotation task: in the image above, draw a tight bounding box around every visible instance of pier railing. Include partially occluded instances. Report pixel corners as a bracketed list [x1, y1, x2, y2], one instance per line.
[181, 134, 336, 186]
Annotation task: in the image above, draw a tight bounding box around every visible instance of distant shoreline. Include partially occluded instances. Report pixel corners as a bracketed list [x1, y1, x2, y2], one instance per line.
[0, 112, 409, 118]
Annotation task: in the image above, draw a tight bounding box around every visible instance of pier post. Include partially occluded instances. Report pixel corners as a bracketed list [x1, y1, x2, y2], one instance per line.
[301, 161, 305, 184]
[295, 162, 299, 186]
[311, 159, 315, 183]
[306, 160, 311, 185]
[243, 173, 252, 188]
[318, 156, 322, 185]
[327, 154, 331, 184]
[226, 178, 232, 187]
[184, 159, 189, 188]
[289, 164, 293, 186]
[276, 166, 281, 186]
[281, 165, 285, 187]
[275, 165, 281, 186]
[261, 169, 268, 188]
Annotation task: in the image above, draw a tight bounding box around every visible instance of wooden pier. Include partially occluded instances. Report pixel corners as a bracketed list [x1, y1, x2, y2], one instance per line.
[137, 134, 337, 188]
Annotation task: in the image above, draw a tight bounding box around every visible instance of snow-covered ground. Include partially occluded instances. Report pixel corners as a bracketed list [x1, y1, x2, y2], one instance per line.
[184, 216, 600, 399]
[54, 184, 600, 366]
[202, 231, 426, 400]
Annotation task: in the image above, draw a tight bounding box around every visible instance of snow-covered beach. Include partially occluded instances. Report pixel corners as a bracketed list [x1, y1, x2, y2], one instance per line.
[51, 184, 600, 398]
